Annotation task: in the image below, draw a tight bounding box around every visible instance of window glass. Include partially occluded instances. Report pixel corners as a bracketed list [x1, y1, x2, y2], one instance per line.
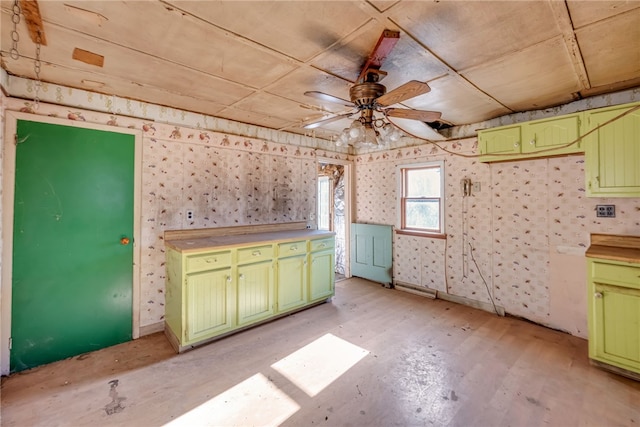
[399, 163, 444, 234]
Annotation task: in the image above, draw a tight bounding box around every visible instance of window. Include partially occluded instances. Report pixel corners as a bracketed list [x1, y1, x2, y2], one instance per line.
[398, 162, 444, 236]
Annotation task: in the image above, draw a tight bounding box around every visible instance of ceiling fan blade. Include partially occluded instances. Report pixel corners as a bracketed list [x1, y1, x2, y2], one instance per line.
[385, 108, 442, 122]
[303, 112, 353, 129]
[304, 91, 353, 107]
[376, 81, 431, 107]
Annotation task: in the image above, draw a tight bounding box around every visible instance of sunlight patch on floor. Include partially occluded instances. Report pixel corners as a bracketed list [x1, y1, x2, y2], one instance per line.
[271, 333, 370, 397]
[164, 373, 300, 427]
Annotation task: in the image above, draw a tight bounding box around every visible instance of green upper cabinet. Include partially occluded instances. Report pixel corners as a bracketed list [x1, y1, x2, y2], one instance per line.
[479, 112, 584, 162]
[585, 102, 640, 197]
[478, 125, 522, 162]
[521, 114, 582, 154]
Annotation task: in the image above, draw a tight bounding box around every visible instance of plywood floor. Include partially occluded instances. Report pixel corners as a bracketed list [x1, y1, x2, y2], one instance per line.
[1, 278, 639, 426]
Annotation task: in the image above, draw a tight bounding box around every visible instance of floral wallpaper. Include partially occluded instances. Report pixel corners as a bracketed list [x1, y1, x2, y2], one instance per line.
[354, 138, 640, 337]
[1, 94, 348, 329]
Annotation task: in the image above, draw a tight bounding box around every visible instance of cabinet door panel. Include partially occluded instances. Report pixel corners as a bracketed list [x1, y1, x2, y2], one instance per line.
[277, 255, 307, 312]
[586, 103, 640, 197]
[309, 249, 335, 301]
[522, 115, 581, 154]
[237, 261, 274, 326]
[479, 126, 521, 161]
[186, 268, 233, 342]
[593, 287, 640, 371]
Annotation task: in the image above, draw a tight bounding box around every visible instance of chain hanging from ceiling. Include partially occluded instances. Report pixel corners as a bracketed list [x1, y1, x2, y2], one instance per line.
[10, 0, 43, 110]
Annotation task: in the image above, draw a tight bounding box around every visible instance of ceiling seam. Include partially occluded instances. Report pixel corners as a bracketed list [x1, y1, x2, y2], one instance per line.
[548, 0, 591, 91]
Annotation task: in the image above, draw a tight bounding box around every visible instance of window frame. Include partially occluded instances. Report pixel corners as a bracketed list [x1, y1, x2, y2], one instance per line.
[397, 161, 445, 238]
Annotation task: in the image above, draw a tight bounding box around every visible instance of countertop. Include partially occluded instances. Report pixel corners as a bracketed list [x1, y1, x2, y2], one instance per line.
[586, 234, 640, 264]
[165, 229, 335, 253]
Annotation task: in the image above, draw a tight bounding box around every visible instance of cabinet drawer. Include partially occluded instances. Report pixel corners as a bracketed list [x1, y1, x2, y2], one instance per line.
[237, 244, 273, 264]
[591, 261, 640, 289]
[310, 237, 335, 252]
[278, 240, 306, 258]
[186, 251, 232, 273]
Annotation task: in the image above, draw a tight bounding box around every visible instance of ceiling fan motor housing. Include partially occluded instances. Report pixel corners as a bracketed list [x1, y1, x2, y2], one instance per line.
[350, 82, 386, 109]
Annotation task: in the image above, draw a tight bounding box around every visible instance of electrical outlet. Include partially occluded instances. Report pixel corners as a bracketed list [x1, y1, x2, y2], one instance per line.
[596, 205, 615, 218]
[186, 209, 194, 220]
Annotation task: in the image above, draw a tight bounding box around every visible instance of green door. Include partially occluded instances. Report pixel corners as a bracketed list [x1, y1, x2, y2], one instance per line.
[11, 120, 135, 372]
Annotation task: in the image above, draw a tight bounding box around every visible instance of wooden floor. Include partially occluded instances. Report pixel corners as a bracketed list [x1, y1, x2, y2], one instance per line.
[1, 278, 639, 426]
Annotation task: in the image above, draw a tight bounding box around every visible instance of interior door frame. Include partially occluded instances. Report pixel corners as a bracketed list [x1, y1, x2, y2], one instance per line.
[317, 156, 352, 279]
[1, 111, 143, 375]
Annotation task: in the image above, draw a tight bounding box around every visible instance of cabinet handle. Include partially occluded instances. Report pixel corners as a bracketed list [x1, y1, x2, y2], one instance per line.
[320, 243, 326, 248]
[206, 258, 217, 263]
[291, 245, 298, 251]
[514, 141, 520, 148]
[227, 276, 232, 283]
[594, 292, 603, 299]
[252, 250, 261, 256]
[529, 139, 535, 145]
[239, 274, 245, 280]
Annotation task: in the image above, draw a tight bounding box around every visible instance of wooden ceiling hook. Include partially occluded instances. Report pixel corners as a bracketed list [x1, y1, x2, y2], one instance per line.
[19, 0, 47, 46]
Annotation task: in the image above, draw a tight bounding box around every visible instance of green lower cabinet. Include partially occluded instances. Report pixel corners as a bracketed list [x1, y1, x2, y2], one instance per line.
[237, 261, 275, 326]
[164, 231, 335, 352]
[585, 102, 640, 197]
[587, 258, 640, 376]
[277, 254, 308, 313]
[309, 249, 335, 302]
[185, 268, 234, 343]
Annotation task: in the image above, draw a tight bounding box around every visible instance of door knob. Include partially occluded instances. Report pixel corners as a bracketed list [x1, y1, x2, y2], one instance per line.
[120, 237, 130, 245]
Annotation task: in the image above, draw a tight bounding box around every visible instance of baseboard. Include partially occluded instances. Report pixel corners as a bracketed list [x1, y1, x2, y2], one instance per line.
[436, 291, 505, 316]
[394, 281, 436, 299]
[393, 280, 505, 316]
[139, 321, 164, 337]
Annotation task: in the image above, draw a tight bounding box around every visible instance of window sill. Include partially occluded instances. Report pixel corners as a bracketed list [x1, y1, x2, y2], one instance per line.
[395, 229, 447, 239]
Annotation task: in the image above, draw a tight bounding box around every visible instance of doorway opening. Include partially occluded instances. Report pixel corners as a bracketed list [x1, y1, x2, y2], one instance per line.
[318, 162, 348, 281]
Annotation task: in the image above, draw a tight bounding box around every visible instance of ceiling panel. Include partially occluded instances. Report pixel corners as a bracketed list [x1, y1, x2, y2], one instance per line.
[463, 37, 580, 111]
[34, 1, 298, 88]
[567, 0, 640, 28]
[0, 10, 254, 106]
[0, 0, 638, 146]
[5, 58, 229, 117]
[231, 91, 319, 126]
[387, 1, 560, 71]
[403, 75, 511, 125]
[576, 9, 640, 88]
[168, 1, 372, 62]
[265, 66, 353, 113]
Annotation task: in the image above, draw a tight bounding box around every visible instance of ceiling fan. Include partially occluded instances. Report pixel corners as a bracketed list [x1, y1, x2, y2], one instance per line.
[303, 30, 442, 145]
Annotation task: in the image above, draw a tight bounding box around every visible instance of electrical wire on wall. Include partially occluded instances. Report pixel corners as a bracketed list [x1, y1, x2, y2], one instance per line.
[383, 104, 640, 159]
[468, 242, 499, 315]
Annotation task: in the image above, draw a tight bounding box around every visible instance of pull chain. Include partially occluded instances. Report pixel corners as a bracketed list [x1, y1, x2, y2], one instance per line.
[10, 0, 21, 60]
[34, 32, 42, 110]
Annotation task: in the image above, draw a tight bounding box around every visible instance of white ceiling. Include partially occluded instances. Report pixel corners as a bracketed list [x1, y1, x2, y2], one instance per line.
[1, 1, 639, 141]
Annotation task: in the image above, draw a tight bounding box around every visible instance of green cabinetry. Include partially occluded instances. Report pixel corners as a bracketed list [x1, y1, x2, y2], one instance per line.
[586, 234, 640, 380]
[584, 102, 640, 197]
[164, 228, 334, 352]
[277, 240, 308, 313]
[237, 258, 274, 326]
[479, 113, 583, 162]
[309, 238, 335, 302]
